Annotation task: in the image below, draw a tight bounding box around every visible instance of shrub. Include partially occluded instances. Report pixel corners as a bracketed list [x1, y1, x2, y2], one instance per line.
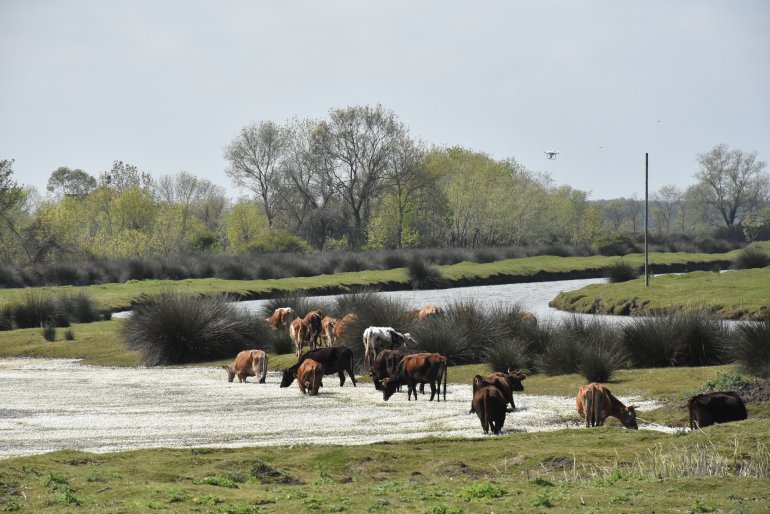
[536, 334, 581, 375]
[410, 317, 472, 364]
[42, 324, 57, 342]
[731, 314, 770, 378]
[269, 331, 295, 355]
[57, 292, 100, 323]
[605, 260, 640, 283]
[12, 291, 68, 328]
[64, 328, 76, 341]
[123, 290, 265, 366]
[484, 338, 532, 373]
[578, 337, 627, 383]
[595, 233, 639, 256]
[443, 299, 505, 362]
[732, 245, 770, 270]
[0, 305, 13, 331]
[407, 257, 445, 290]
[700, 372, 748, 393]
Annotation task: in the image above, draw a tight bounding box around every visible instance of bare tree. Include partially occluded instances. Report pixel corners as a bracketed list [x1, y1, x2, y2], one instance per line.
[652, 184, 682, 234]
[312, 105, 407, 248]
[99, 161, 153, 193]
[693, 144, 768, 227]
[224, 121, 288, 227]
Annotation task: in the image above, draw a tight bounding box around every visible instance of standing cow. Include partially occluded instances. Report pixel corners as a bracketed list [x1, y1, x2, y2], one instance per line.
[321, 316, 337, 347]
[469, 369, 526, 414]
[296, 359, 324, 396]
[381, 353, 447, 402]
[472, 386, 507, 434]
[688, 391, 747, 429]
[265, 307, 296, 331]
[280, 346, 357, 388]
[362, 327, 415, 370]
[576, 383, 638, 429]
[371, 349, 403, 391]
[222, 350, 269, 384]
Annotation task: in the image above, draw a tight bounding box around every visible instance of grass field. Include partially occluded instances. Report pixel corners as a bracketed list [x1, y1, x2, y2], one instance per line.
[550, 266, 770, 319]
[0, 245, 756, 314]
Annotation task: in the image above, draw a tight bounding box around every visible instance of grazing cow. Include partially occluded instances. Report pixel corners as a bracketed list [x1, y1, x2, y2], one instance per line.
[222, 349, 269, 384]
[371, 349, 403, 391]
[382, 353, 448, 402]
[469, 369, 526, 414]
[472, 386, 507, 434]
[265, 307, 296, 330]
[362, 327, 416, 370]
[321, 316, 337, 347]
[417, 304, 442, 321]
[519, 311, 537, 325]
[280, 346, 357, 388]
[688, 391, 747, 430]
[576, 383, 638, 429]
[296, 358, 324, 396]
[333, 313, 358, 342]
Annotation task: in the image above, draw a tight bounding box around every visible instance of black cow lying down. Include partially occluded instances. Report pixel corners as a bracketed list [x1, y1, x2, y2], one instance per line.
[280, 346, 357, 388]
[688, 391, 747, 429]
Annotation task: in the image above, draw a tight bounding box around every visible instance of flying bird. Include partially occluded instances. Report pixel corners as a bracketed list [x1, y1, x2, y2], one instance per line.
[544, 150, 560, 160]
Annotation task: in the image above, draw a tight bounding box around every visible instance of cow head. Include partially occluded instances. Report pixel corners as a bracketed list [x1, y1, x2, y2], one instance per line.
[279, 368, 296, 388]
[620, 405, 638, 429]
[381, 377, 399, 401]
[505, 369, 526, 392]
[222, 365, 236, 383]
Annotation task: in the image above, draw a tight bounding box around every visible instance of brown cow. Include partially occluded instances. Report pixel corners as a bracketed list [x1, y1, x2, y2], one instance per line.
[417, 304, 442, 321]
[576, 383, 638, 429]
[472, 385, 507, 434]
[333, 313, 359, 342]
[222, 350, 269, 384]
[321, 316, 337, 347]
[303, 309, 325, 349]
[296, 358, 324, 395]
[290, 318, 310, 359]
[382, 353, 448, 402]
[688, 391, 747, 429]
[469, 369, 526, 414]
[371, 349, 403, 391]
[264, 307, 296, 330]
[280, 346, 357, 388]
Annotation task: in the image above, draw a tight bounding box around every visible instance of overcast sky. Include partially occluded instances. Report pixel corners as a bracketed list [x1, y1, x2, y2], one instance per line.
[1, 0, 768, 200]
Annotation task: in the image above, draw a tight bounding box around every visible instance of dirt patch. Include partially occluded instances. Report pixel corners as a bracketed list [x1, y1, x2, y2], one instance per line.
[737, 379, 770, 404]
[0, 358, 673, 460]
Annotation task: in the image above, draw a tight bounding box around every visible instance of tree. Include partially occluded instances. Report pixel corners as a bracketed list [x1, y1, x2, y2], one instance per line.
[0, 159, 32, 261]
[693, 144, 769, 227]
[652, 184, 682, 234]
[46, 167, 96, 199]
[99, 161, 154, 193]
[224, 121, 289, 227]
[313, 105, 408, 248]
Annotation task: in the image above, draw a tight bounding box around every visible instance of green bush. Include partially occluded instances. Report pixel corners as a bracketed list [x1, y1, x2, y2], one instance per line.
[407, 257, 445, 290]
[731, 314, 770, 378]
[732, 245, 770, 270]
[12, 291, 68, 329]
[604, 259, 640, 283]
[42, 324, 57, 342]
[124, 290, 267, 366]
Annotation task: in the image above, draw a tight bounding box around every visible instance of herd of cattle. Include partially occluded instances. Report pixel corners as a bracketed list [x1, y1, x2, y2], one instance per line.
[222, 305, 749, 435]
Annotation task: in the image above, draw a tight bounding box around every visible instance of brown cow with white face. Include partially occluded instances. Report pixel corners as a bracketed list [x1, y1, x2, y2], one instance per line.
[296, 358, 323, 396]
[265, 307, 296, 331]
[222, 350, 269, 384]
[576, 383, 638, 429]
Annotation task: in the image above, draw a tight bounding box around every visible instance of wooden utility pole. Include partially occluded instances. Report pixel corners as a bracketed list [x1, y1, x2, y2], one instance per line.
[645, 153, 649, 287]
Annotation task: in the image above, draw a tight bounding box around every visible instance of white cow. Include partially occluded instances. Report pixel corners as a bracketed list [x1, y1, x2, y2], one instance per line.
[362, 327, 415, 370]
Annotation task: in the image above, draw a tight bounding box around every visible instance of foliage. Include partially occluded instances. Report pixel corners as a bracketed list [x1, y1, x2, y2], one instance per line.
[123, 290, 268, 366]
[732, 244, 770, 270]
[604, 259, 640, 283]
[699, 372, 748, 393]
[42, 323, 57, 342]
[731, 314, 770, 378]
[407, 257, 445, 290]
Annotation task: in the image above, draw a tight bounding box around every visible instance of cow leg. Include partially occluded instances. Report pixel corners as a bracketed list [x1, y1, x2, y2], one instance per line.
[408, 380, 417, 401]
[338, 370, 346, 387]
[429, 381, 437, 401]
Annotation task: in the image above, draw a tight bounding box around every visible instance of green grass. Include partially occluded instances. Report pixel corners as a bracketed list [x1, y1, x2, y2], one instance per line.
[0, 419, 767, 513]
[550, 267, 770, 319]
[0, 245, 755, 314]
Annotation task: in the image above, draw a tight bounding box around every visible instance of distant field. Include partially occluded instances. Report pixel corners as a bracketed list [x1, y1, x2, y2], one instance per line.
[550, 267, 770, 319]
[0, 246, 754, 313]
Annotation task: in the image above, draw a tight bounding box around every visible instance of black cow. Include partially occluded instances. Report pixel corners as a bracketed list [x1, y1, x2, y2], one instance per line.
[688, 391, 747, 429]
[371, 349, 403, 391]
[280, 346, 357, 388]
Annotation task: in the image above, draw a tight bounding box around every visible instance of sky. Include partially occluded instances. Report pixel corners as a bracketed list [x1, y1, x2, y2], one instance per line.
[1, 0, 768, 201]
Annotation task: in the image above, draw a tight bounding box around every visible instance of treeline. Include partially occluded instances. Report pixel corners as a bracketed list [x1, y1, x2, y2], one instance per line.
[1, 106, 768, 266]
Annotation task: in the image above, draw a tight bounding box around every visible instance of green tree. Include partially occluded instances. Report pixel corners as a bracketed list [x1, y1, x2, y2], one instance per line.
[46, 167, 96, 199]
[224, 201, 270, 253]
[0, 159, 31, 261]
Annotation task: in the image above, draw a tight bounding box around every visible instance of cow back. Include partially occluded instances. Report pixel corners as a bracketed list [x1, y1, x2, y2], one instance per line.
[689, 392, 747, 429]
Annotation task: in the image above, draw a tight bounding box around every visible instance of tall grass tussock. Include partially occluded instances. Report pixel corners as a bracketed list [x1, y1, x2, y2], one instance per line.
[731, 314, 770, 378]
[124, 290, 269, 366]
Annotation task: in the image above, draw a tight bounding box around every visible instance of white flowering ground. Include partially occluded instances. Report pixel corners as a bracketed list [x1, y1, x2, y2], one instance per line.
[0, 358, 675, 460]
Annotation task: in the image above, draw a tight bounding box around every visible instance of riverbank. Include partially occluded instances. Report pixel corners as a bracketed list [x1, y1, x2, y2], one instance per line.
[549, 267, 770, 320]
[0, 248, 745, 313]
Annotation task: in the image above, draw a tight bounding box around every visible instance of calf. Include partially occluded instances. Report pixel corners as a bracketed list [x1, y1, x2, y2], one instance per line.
[381, 353, 447, 402]
[362, 326, 415, 370]
[296, 358, 324, 396]
[264, 307, 296, 330]
[222, 349, 269, 384]
[472, 385, 507, 434]
[371, 349, 403, 391]
[469, 369, 526, 414]
[576, 383, 638, 429]
[280, 346, 357, 388]
[688, 391, 747, 430]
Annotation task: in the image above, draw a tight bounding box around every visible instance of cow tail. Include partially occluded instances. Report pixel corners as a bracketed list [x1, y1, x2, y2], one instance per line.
[583, 389, 593, 428]
[688, 398, 695, 430]
[350, 350, 357, 387]
[262, 354, 269, 384]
